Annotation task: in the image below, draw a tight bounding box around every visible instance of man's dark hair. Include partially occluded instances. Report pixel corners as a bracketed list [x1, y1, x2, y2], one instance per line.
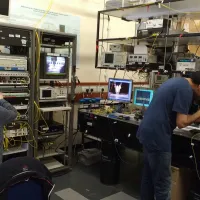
[191, 71, 200, 85]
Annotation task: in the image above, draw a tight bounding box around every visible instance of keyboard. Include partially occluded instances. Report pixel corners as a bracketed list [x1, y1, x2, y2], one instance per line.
[40, 106, 71, 112]
[182, 126, 200, 131]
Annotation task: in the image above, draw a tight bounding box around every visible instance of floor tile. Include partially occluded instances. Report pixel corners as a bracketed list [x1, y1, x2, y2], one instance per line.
[55, 188, 89, 200]
[101, 192, 138, 200]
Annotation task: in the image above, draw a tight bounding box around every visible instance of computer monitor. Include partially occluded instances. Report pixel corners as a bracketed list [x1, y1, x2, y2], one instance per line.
[133, 88, 154, 107]
[40, 53, 68, 79]
[101, 52, 127, 68]
[108, 78, 133, 102]
[0, 0, 9, 16]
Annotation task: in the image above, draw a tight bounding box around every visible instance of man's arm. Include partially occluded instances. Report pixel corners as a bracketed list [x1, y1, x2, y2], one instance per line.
[195, 118, 200, 123]
[173, 88, 195, 129]
[177, 111, 200, 128]
[0, 93, 17, 126]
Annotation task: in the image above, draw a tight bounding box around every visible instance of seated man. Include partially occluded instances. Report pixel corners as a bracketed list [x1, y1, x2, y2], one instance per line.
[0, 93, 17, 126]
[0, 92, 17, 162]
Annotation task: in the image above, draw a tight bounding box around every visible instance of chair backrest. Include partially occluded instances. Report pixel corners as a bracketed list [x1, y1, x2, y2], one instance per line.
[0, 157, 54, 200]
[7, 180, 44, 200]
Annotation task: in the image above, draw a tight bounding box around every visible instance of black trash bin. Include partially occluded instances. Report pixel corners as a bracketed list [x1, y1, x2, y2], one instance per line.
[100, 140, 120, 185]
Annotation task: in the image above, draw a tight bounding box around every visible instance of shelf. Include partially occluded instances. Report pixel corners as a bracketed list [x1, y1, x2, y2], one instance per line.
[43, 158, 64, 170]
[0, 83, 29, 86]
[85, 134, 101, 142]
[39, 99, 67, 103]
[3, 93, 30, 98]
[40, 79, 68, 82]
[38, 131, 64, 140]
[37, 149, 65, 159]
[41, 44, 72, 48]
[98, 33, 200, 45]
[96, 63, 160, 70]
[100, 0, 200, 20]
[5, 133, 28, 138]
[40, 106, 71, 112]
[3, 144, 28, 156]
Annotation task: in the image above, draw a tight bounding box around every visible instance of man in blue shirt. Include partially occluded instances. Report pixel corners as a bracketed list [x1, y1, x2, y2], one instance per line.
[137, 72, 200, 200]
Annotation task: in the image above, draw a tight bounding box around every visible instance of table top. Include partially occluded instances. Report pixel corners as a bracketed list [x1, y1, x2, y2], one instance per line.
[79, 109, 200, 142]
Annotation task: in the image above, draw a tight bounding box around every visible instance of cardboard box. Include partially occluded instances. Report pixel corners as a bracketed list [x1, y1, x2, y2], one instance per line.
[171, 166, 191, 200]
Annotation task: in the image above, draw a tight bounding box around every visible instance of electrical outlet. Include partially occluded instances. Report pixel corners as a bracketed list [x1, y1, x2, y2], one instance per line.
[97, 86, 108, 93]
[89, 86, 96, 93]
[82, 87, 90, 93]
[75, 86, 82, 94]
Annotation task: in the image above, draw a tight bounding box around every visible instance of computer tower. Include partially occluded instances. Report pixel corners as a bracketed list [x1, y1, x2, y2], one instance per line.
[100, 140, 120, 185]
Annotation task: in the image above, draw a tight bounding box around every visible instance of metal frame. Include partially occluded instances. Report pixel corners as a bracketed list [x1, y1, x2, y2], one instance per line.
[95, 2, 200, 70]
[0, 22, 35, 162]
[34, 29, 77, 173]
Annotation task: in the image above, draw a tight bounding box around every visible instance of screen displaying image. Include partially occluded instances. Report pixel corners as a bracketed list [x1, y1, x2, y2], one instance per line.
[108, 78, 132, 102]
[46, 56, 66, 75]
[134, 88, 154, 107]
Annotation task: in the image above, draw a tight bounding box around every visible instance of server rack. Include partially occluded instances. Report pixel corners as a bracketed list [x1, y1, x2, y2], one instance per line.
[0, 23, 35, 163]
[34, 29, 77, 174]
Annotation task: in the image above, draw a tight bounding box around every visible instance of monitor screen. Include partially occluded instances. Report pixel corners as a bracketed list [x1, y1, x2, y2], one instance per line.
[105, 53, 114, 64]
[108, 78, 133, 102]
[42, 90, 52, 98]
[46, 56, 66, 75]
[0, 0, 9, 16]
[134, 88, 154, 107]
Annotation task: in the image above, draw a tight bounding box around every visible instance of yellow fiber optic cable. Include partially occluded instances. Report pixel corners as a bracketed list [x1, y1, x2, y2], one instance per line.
[34, 0, 54, 28]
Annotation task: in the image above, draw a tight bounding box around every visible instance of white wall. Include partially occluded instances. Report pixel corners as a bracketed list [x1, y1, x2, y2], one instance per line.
[4, 0, 147, 83]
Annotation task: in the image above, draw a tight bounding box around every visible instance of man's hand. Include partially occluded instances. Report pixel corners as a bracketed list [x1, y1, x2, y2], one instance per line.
[0, 93, 4, 100]
[177, 110, 200, 129]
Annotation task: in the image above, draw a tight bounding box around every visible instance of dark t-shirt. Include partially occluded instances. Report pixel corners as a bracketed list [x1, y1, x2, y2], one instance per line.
[136, 78, 193, 152]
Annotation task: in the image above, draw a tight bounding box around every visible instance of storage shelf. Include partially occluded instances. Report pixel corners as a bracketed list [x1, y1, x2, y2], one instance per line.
[0, 83, 29, 86]
[41, 43, 72, 49]
[98, 33, 200, 45]
[38, 131, 64, 140]
[85, 134, 101, 142]
[3, 144, 28, 156]
[97, 63, 160, 70]
[100, 0, 200, 20]
[39, 99, 67, 103]
[40, 79, 68, 82]
[40, 106, 71, 112]
[37, 149, 65, 159]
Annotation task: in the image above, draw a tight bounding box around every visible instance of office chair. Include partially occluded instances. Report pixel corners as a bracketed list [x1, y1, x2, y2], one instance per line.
[0, 157, 54, 200]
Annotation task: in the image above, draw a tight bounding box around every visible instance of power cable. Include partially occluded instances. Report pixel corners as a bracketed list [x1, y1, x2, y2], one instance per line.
[34, 0, 54, 28]
[108, 119, 135, 166]
[163, 3, 171, 69]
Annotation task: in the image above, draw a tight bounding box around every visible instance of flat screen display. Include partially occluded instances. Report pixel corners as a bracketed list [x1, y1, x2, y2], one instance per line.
[0, 0, 9, 16]
[46, 56, 66, 75]
[108, 78, 132, 102]
[105, 53, 114, 64]
[42, 90, 52, 98]
[134, 88, 154, 107]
